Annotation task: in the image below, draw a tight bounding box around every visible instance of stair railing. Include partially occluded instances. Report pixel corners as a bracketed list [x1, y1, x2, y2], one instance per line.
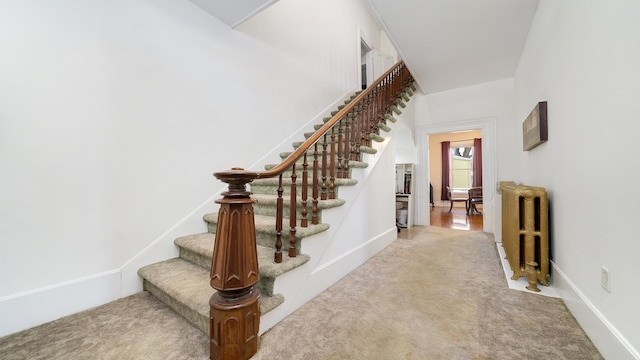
[208, 60, 415, 360]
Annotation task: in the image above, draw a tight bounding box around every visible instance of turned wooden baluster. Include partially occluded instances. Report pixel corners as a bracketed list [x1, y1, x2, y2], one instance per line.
[336, 118, 344, 179]
[384, 76, 392, 115]
[360, 96, 370, 148]
[349, 107, 358, 162]
[369, 91, 378, 139]
[396, 66, 404, 98]
[378, 85, 384, 125]
[210, 168, 260, 360]
[373, 90, 380, 137]
[358, 104, 365, 160]
[320, 134, 328, 200]
[329, 127, 336, 199]
[343, 113, 351, 177]
[301, 153, 308, 228]
[274, 174, 284, 263]
[353, 105, 362, 162]
[312, 143, 319, 225]
[289, 164, 297, 257]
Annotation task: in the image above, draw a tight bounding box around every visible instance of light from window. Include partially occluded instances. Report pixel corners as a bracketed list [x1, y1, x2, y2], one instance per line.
[451, 146, 473, 188]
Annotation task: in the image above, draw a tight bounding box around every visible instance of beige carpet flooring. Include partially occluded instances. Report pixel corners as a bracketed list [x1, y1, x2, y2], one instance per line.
[0, 227, 602, 360]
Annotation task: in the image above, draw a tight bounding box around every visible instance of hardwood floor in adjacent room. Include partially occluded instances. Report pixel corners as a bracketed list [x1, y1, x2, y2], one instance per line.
[429, 205, 483, 231]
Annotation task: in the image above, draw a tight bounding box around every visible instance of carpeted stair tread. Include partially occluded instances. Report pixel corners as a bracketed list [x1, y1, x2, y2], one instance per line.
[370, 133, 385, 143]
[377, 122, 391, 132]
[250, 193, 346, 209]
[138, 258, 285, 335]
[251, 176, 358, 188]
[274, 149, 377, 165]
[174, 233, 311, 282]
[384, 113, 397, 122]
[203, 213, 330, 239]
[303, 130, 387, 140]
[138, 259, 212, 328]
[291, 140, 378, 155]
[250, 182, 351, 203]
[264, 159, 368, 171]
[347, 160, 369, 169]
[278, 149, 370, 164]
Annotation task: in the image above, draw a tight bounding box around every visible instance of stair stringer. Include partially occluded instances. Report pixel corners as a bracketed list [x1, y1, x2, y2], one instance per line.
[259, 125, 403, 334]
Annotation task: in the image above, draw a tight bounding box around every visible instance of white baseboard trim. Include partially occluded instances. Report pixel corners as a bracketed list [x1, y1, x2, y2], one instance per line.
[311, 227, 397, 277]
[0, 269, 121, 337]
[495, 242, 559, 298]
[551, 261, 639, 360]
[299, 227, 397, 309]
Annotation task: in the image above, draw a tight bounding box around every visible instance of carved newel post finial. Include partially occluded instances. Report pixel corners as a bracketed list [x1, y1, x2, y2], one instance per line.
[210, 168, 260, 360]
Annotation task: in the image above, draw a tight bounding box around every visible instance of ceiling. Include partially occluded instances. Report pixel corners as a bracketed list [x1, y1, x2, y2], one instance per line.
[366, 0, 539, 94]
[188, 0, 279, 28]
[189, 0, 538, 94]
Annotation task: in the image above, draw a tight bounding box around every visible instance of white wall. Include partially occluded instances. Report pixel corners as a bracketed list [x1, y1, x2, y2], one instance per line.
[412, 79, 514, 233]
[513, 1, 640, 358]
[414, 79, 516, 181]
[0, 0, 390, 336]
[409, 2, 640, 356]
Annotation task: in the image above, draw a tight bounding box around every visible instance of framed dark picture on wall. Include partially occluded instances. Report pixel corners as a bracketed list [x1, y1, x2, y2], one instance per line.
[522, 101, 548, 151]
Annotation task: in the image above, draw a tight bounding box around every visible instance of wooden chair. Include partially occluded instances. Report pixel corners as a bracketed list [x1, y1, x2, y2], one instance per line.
[467, 187, 483, 215]
[447, 186, 469, 213]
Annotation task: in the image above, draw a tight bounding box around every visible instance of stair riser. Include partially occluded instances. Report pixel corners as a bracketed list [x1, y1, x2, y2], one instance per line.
[277, 154, 365, 171]
[178, 248, 277, 297]
[253, 202, 324, 223]
[251, 183, 341, 199]
[293, 139, 369, 148]
[312, 122, 391, 132]
[143, 280, 209, 335]
[257, 169, 356, 182]
[207, 223, 303, 252]
[265, 160, 367, 172]
[294, 143, 380, 159]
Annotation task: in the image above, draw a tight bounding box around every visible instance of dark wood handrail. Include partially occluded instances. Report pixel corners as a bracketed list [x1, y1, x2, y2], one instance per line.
[209, 60, 415, 360]
[255, 59, 406, 180]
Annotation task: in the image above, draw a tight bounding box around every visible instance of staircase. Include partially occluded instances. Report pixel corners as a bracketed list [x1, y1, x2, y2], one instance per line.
[137, 93, 382, 333]
[137, 61, 416, 357]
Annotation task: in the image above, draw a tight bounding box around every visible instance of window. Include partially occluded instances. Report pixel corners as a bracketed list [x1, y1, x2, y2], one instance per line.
[451, 145, 473, 188]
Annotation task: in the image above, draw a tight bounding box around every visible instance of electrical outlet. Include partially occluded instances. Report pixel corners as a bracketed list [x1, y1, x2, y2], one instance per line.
[601, 267, 611, 292]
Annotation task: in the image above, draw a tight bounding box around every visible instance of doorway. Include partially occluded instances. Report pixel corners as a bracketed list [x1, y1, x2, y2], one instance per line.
[360, 39, 372, 90]
[415, 118, 497, 234]
[428, 130, 483, 231]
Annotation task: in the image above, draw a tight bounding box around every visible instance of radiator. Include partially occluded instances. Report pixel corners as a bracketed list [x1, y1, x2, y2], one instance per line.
[500, 182, 549, 291]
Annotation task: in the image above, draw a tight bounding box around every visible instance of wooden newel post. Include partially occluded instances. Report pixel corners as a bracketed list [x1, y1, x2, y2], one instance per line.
[210, 168, 260, 360]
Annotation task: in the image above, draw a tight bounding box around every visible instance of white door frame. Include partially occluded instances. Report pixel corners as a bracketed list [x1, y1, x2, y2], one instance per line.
[415, 117, 497, 234]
